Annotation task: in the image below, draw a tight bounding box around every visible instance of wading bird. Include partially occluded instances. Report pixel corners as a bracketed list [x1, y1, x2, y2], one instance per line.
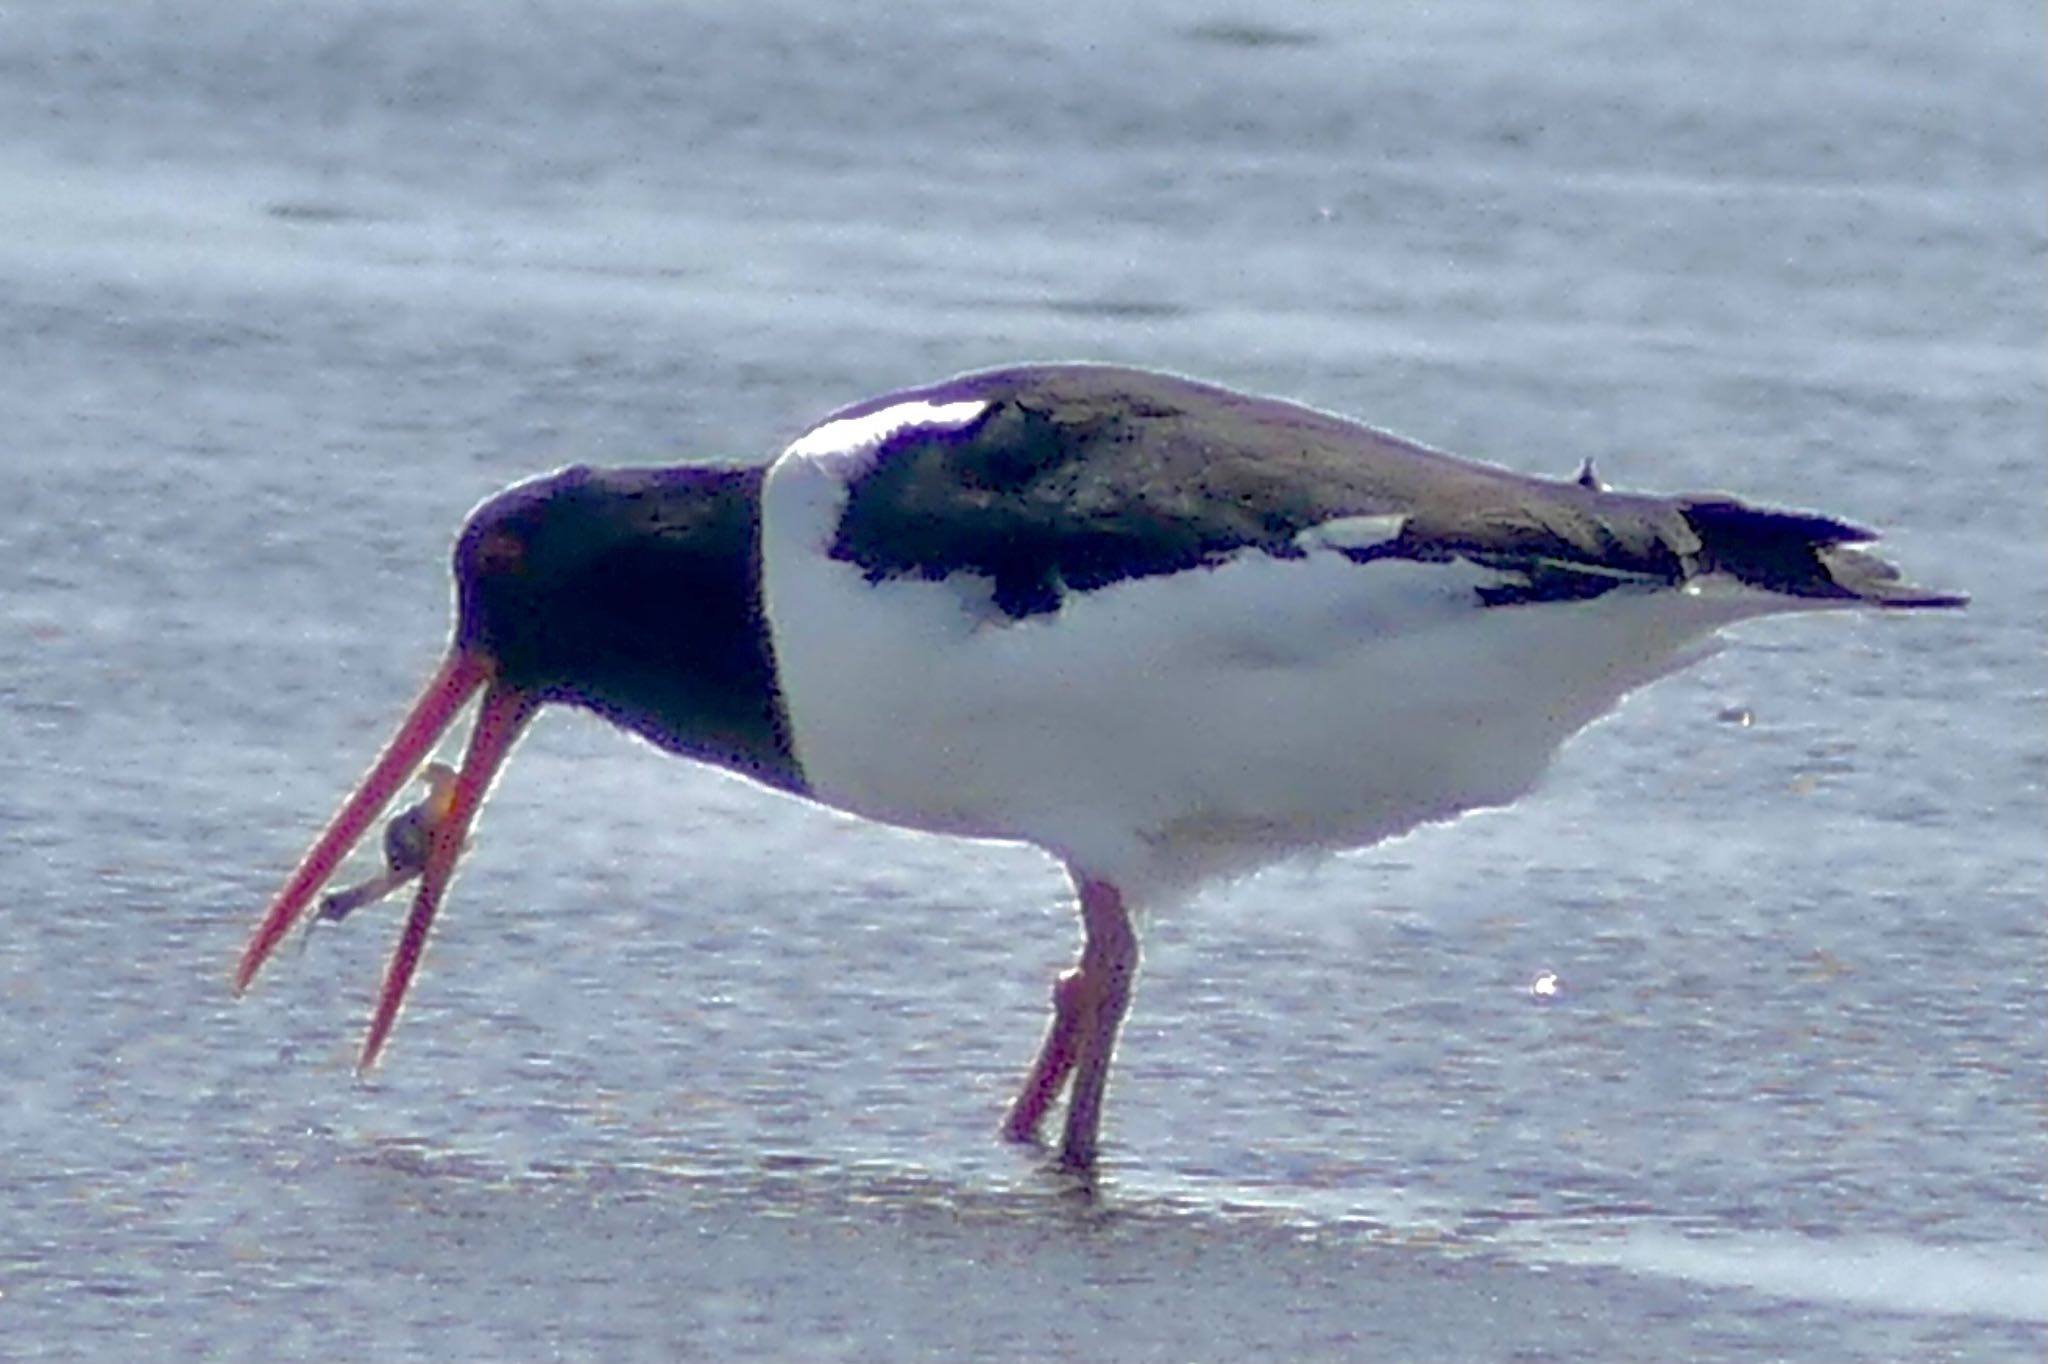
[235, 365, 1961, 1170]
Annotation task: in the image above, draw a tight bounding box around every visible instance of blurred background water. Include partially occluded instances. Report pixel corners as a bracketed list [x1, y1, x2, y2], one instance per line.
[1, 1, 2042, 1359]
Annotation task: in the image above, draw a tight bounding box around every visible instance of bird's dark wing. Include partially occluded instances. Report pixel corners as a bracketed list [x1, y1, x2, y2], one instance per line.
[824, 365, 1958, 619]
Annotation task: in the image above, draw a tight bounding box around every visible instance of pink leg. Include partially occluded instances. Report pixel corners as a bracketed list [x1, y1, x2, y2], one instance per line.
[1001, 876, 1138, 1170]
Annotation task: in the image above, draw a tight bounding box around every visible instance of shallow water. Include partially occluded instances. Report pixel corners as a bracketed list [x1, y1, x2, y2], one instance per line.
[2, 1, 2043, 1359]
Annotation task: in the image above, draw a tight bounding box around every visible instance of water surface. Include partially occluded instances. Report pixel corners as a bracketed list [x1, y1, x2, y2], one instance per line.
[2, 2, 2043, 1358]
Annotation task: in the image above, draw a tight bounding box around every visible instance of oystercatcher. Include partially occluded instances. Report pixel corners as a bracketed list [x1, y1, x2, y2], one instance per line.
[235, 364, 1962, 1171]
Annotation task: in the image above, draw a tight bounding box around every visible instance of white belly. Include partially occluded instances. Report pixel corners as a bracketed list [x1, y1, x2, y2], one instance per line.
[759, 414, 1800, 901]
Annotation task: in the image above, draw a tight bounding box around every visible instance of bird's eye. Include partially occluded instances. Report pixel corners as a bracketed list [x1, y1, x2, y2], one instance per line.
[473, 529, 526, 576]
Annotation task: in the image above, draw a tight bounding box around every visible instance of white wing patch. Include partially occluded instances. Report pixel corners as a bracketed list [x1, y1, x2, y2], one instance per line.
[766, 397, 990, 574]
[780, 397, 990, 490]
[1293, 513, 1407, 554]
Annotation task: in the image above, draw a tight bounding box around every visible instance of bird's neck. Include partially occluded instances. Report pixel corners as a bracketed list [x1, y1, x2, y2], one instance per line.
[551, 465, 806, 798]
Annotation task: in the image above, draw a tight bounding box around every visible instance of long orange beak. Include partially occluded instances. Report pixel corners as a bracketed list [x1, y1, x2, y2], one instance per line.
[234, 648, 539, 1071]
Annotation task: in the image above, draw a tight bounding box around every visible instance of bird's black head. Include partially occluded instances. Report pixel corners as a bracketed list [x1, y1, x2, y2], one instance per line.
[452, 462, 797, 789]
[236, 460, 794, 1063]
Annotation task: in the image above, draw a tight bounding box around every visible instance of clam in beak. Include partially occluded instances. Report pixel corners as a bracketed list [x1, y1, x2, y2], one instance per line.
[235, 648, 538, 1071]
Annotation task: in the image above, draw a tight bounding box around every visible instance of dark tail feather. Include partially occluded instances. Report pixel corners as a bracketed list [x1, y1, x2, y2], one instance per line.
[1813, 543, 1970, 608]
[1680, 497, 1967, 609]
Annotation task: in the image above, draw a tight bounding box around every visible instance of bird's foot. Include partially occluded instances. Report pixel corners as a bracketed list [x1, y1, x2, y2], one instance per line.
[1054, 1130, 1098, 1174]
